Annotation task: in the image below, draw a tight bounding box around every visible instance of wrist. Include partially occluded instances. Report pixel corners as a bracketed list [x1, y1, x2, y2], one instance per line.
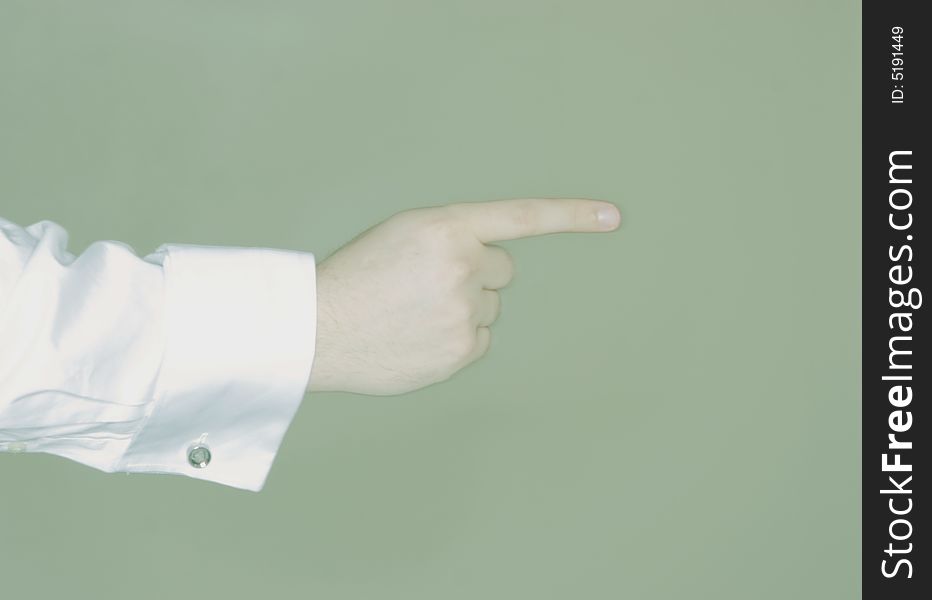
[306, 262, 340, 393]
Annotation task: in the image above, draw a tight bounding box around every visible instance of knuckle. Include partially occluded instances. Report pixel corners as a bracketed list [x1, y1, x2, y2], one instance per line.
[475, 329, 491, 357]
[398, 208, 460, 244]
[502, 251, 516, 280]
[448, 330, 475, 360]
[489, 248, 515, 284]
[449, 297, 474, 323]
[476, 341, 490, 359]
[570, 203, 585, 230]
[576, 203, 598, 230]
[491, 296, 502, 320]
[511, 207, 537, 234]
[426, 218, 462, 248]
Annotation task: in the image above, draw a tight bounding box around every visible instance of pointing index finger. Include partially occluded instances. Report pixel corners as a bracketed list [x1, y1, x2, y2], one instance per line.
[447, 198, 621, 242]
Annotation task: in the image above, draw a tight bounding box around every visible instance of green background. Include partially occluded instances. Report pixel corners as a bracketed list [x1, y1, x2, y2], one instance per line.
[0, 1, 860, 598]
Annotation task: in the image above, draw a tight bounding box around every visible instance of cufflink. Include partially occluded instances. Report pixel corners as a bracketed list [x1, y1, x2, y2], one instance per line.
[187, 444, 212, 468]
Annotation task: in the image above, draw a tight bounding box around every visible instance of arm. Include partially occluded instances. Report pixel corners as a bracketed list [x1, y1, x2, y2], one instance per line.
[0, 217, 317, 491]
[1, 198, 620, 491]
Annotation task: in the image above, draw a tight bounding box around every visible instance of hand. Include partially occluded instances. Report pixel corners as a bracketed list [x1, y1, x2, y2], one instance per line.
[306, 198, 621, 395]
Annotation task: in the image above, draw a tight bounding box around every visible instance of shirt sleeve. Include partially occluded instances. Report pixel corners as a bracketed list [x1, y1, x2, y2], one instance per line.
[0, 216, 317, 492]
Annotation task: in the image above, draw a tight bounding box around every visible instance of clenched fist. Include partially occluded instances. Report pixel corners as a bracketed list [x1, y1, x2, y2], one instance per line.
[306, 198, 621, 395]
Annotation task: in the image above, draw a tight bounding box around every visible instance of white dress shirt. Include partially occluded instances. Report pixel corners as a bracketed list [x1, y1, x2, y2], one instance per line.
[0, 216, 317, 492]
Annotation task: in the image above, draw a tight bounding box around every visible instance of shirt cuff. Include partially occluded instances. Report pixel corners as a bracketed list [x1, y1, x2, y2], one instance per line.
[115, 243, 317, 492]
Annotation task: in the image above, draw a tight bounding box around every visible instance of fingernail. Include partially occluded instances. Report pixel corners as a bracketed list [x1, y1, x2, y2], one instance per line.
[597, 205, 620, 229]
